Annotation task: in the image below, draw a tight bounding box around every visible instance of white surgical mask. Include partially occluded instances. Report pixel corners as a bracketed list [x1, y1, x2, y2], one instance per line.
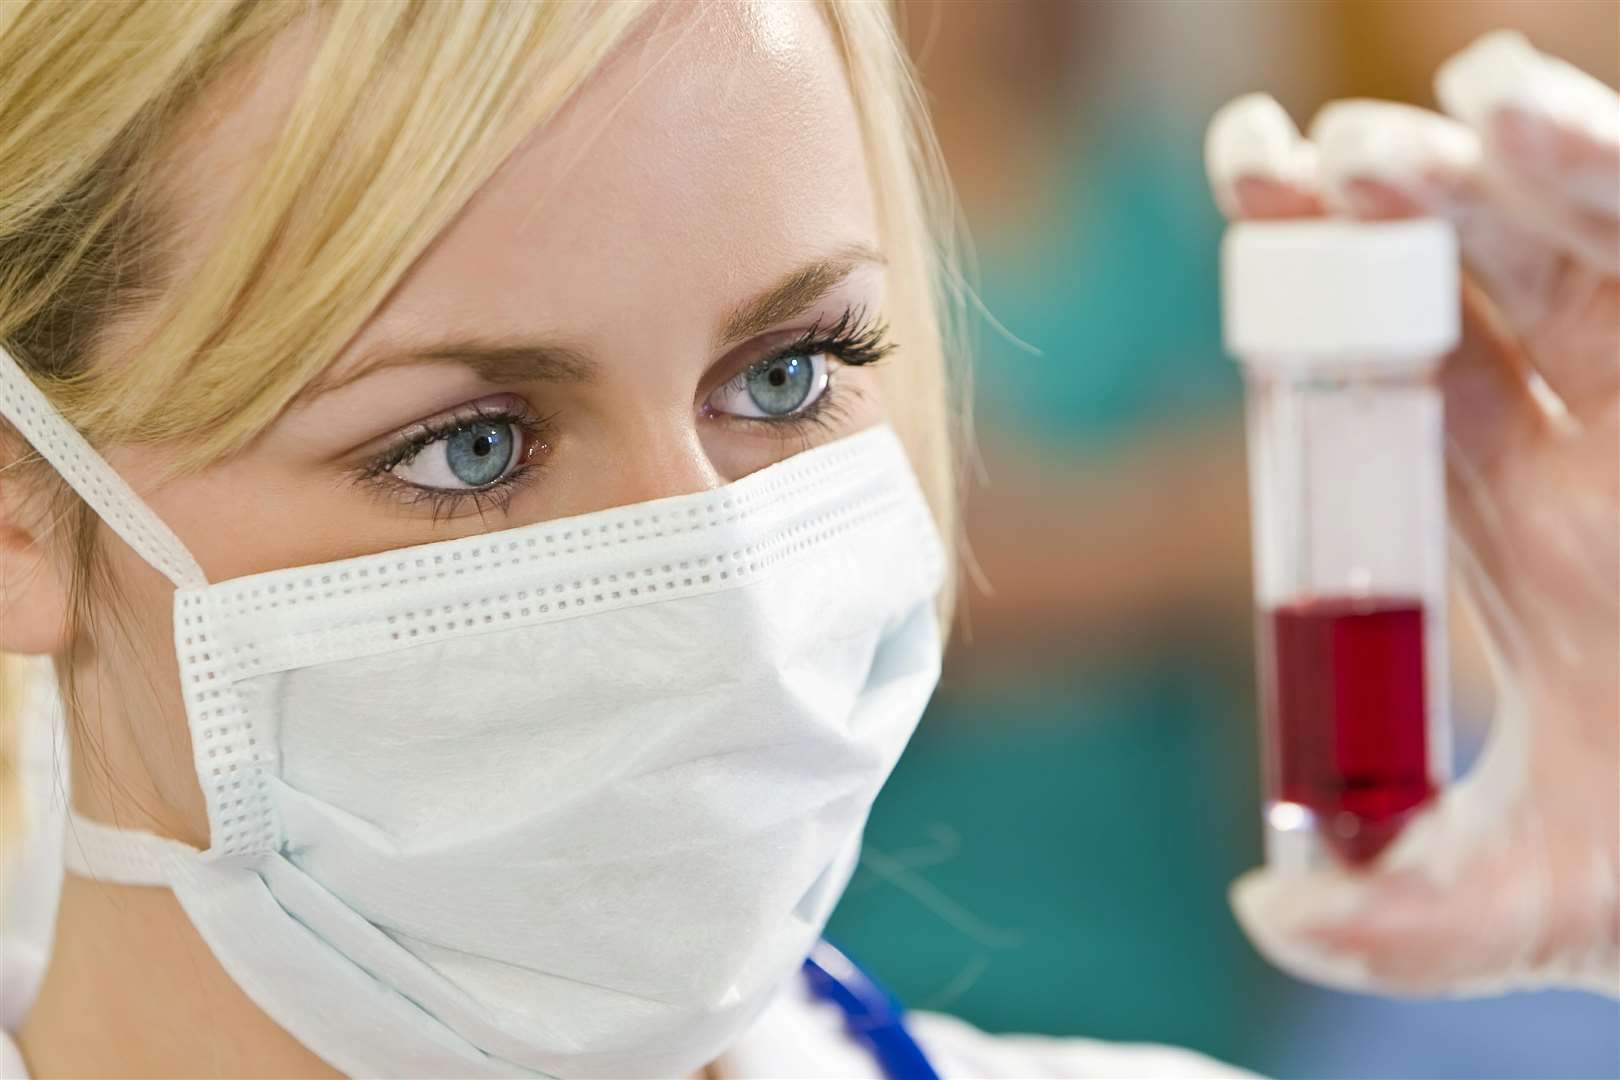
[0, 352, 946, 1078]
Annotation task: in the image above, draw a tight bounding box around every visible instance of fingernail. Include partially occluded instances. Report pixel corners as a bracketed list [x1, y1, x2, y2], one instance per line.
[1435, 31, 1540, 132]
[1232, 869, 1368, 930]
[1229, 872, 1375, 991]
[1436, 30, 1620, 148]
[1206, 92, 1317, 214]
[1260, 934, 1373, 992]
[1309, 99, 1479, 214]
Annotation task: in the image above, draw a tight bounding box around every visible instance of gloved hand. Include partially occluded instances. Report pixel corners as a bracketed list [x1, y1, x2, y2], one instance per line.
[1205, 30, 1619, 998]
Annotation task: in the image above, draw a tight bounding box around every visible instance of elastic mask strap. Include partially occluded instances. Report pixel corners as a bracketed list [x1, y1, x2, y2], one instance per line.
[0, 345, 207, 589]
[62, 808, 199, 887]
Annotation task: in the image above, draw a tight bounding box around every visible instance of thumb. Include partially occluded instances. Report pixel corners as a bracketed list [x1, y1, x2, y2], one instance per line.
[1229, 742, 1601, 998]
[1230, 867, 1382, 992]
[1228, 825, 1541, 999]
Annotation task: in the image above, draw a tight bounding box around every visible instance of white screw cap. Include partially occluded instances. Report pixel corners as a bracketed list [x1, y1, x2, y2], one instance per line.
[1222, 219, 1460, 364]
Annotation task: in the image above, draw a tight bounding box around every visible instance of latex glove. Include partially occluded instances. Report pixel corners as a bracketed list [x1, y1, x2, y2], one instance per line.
[1205, 31, 1619, 998]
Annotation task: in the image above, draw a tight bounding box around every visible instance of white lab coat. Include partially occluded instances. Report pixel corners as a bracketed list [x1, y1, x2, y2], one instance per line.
[0, 683, 1254, 1080]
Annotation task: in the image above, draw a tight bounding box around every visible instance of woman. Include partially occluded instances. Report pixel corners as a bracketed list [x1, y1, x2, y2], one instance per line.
[0, 3, 1613, 1076]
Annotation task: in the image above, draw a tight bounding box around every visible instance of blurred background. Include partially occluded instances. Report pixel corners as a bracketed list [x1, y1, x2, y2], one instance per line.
[823, 2, 1620, 1078]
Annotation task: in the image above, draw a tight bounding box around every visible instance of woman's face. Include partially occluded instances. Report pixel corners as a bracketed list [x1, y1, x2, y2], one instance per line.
[59, 3, 889, 842]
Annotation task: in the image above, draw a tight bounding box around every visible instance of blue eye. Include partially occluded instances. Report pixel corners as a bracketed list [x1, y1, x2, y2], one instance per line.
[391, 420, 521, 490]
[709, 352, 830, 419]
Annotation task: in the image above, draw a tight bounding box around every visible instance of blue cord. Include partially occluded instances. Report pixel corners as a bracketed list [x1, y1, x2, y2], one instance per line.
[802, 939, 940, 1080]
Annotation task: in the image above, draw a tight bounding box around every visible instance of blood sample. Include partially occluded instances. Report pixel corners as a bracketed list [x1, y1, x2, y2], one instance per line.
[1222, 219, 1459, 871]
[1268, 596, 1433, 864]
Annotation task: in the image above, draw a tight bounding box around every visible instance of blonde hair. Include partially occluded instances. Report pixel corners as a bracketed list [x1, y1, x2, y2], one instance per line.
[0, 0, 964, 853]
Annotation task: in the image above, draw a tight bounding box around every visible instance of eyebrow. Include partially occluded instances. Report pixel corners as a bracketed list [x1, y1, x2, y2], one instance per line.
[717, 242, 886, 348]
[305, 340, 594, 399]
[308, 243, 885, 399]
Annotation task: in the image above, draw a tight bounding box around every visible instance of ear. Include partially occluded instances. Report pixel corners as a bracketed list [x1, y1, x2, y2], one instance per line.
[0, 443, 73, 655]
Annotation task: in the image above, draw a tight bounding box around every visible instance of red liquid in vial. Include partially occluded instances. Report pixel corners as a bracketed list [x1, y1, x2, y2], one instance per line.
[1268, 596, 1434, 865]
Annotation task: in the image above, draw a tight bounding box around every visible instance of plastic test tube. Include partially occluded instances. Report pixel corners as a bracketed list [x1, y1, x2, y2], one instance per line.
[1221, 219, 1460, 870]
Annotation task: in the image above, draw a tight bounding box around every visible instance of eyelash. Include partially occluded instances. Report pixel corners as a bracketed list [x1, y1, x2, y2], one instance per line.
[356, 306, 895, 518]
[356, 399, 551, 522]
[710, 306, 896, 438]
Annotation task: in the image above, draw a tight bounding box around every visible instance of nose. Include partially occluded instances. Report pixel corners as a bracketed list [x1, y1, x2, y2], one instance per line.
[586, 423, 724, 511]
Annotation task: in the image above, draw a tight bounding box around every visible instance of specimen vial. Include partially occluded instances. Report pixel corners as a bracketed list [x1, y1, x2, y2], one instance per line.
[1222, 219, 1459, 870]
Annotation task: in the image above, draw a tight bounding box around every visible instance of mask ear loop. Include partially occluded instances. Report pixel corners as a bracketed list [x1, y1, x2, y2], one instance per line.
[0, 345, 208, 590]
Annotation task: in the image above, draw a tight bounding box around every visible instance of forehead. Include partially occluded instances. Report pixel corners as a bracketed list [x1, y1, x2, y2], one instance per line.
[160, 3, 877, 363]
[382, 1, 876, 352]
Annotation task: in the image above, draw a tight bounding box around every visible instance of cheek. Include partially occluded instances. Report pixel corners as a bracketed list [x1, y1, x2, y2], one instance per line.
[843, 366, 890, 421]
[94, 534, 184, 664]
[80, 534, 211, 840]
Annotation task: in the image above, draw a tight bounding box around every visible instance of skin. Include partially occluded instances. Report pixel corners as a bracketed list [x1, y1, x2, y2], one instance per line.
[1, 4, 887, 1075]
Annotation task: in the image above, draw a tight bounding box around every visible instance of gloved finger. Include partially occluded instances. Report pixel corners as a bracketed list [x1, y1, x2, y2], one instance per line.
[1308, 100, 1480, 220]
[1466, 107, 1620, 278]
[1492, 105, 1620, 231]
[1205, 93, 1324, 219]
[1310, 99, 1617, 421]
[1438, 30, 1620, 227]
[1444, 278, 1552, 449]
[1228, 859, 1538, 996]
[1228, 861, 1556, 997]
[1433, 32, 1619, 281]
[1230, 712, 1620, 999]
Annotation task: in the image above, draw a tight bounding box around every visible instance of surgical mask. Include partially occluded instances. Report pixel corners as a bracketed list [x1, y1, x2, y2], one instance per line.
[0, 353, 947, 1078]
